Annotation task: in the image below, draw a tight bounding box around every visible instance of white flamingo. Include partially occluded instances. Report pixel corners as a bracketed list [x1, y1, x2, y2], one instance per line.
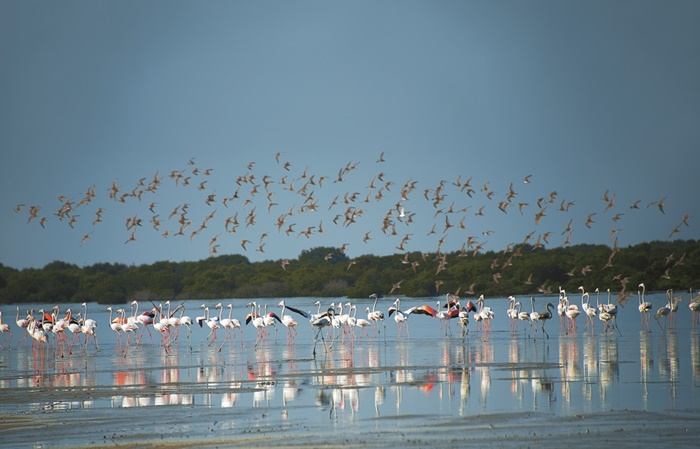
[638, 283, 652, 330]
[654, 289, 672, 332]
[387, 298, 411, 339]
[579, 287, 597, 332]
[278, 301, 300, 342]
[0, 311, 11, 348]
[107, 307, 123, 345]
[80, 302, 99, 351]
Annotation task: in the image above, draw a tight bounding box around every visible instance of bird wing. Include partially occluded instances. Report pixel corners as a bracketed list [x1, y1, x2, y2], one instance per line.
[267, 312, 283, 323]
[406, 305, 437, 317]
[283, 304, 311, 319]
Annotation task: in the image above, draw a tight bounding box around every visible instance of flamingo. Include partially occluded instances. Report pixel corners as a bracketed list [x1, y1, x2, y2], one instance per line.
[669, 291, 682, 329]
[309, 301, 323, 321]
[638, 283, 652, 330]
[311, 306, 335, 356]
[387, 298, 411, 339]
[218, 304, 242, 351]
[579, 287, 597, 332]
[65, 309, 83, 354]
[458, 300, 477, 338]
[437, 293, 462, 336]
[107, 307, 123, 345]
[152, 305, 171, 350]
[197, 304, 221, 344]
[688, 289, 700, 328]
[163, 301, 176, 327]
[245, 302, 266, 346]
[132, 300, 154, 344]
[15, 307, 30, 346]
[0, 311, 11, 348]
[336, 302, 351, 335]
[564, 297, 581, 334]
[529, 297, 542, 338]
[515, 302, 530, 336]
[27, 316, 49, 357]
[81, 302, 99, 351]
[278, 301, 299, 342]
[506, 296, 519, 333]
[557, 288, 567, 330]
[351, 305, 372, 341]
[38, 309, 53, 334]
[405, 294, 459, 335]
[599, 288, 621, 336]
[263, 304, 282, 337]
[475, 295, 494, 337]
[120, 308, 139, 346]
[536, 302, 554, 339]
[51, 307, 71, 351]
[654, 289, 672, 332]
[176, 304, 194, 350]
[368, 293, 385, 337]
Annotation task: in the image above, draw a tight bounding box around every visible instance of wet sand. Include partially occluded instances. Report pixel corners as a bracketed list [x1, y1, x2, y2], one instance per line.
[2, 407, 697, 448]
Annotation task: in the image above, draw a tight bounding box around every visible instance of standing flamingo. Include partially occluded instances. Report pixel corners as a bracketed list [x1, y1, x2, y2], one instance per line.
[387, 298, 411, 340]
[351, 305, 372, 341]
[564, 297, 581, 334]
[669, 291, 682, 329]
[507, 296, 519, 333]
[537, 302, 554, 339]
[245, 302, 266, 346]
[638, 283, 652, 330]
[120, 308, 139, 346]
[131, 300, 154, 344]
[515, 302, 530, 336]
[81, 302, 99, 351]
[654, 289, 672, 332]
[27, 316, 49, 358]
[0, 311, 11, 348]
[311, 306, 335, 356]
[218, 304, 242, 351]
[107, 307, 123, 346]
[197, 304, 221, 344]
[557, 288, 567, 331]
[579, 287, 597, 332]
[689, 288, 700, 328]
[15, 307, 30, 346]
[367, 293, 385, 337]
[529, 296, 540, 338]
[458, 300, 477, 338]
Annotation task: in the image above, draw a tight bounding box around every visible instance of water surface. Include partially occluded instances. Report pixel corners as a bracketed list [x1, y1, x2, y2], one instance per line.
[1, 292, 698, 447]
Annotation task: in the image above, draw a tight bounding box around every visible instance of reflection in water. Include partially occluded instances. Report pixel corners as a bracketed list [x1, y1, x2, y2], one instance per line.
[598, 335, 619, 409]
[374, 386, 385, 416]
[507, 336, 528, 407]
[691, 333, 700, 386]
[531, 371, 555, 412]
[658, 332, 679, 407]
[582, 334, 597, 409]
[639, 330, 652, 409]
[559, 335, 580, 412]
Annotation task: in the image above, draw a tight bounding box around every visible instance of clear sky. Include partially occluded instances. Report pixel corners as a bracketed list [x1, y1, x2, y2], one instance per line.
[2, 0, 699, 270]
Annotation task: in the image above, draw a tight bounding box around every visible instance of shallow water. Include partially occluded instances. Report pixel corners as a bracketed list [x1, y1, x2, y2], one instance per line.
[1, 293, 699, 447]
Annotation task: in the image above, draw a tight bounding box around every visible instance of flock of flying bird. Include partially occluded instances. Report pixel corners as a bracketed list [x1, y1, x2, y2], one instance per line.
[3, 283, 700, 357]
[10, 151, 694, 302]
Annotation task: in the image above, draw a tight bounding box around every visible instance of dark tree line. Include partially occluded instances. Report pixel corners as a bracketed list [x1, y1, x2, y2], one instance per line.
[1, 240, 699, 305]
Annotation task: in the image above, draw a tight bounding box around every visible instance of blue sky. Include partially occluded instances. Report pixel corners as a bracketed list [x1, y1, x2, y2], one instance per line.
[1, 0, 699, 270]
